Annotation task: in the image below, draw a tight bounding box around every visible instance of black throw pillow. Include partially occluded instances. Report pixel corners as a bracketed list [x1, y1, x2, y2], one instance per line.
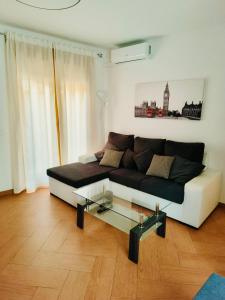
[169, 155, 205, 184]
[121, 149, 136, 169]
[134, 149, 154, 173]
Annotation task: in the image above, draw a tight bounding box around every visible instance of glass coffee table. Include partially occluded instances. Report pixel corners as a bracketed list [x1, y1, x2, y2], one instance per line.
[73, 179, 171, 263]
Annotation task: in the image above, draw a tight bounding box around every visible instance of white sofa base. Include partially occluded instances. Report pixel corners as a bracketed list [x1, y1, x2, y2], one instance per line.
[49, 168, 221, 228]
[49, 177, 78, 207]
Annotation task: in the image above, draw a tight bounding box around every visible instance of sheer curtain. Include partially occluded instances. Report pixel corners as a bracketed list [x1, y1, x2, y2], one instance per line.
[6, 33, 59, 193]
[54, 46, 96, 164]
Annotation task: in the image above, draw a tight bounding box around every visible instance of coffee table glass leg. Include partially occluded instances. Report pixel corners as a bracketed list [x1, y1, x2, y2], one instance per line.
[77, 203, 85, 229]
[128, 229, 140, 264]
[156, 212, 166, 238]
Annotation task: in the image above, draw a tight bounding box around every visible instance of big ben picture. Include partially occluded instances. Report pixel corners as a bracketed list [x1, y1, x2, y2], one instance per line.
[135, 79, 204, 120]
[163, 83, 170, 116]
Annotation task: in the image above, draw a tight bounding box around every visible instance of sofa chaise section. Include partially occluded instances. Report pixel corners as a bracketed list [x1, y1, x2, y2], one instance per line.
[47, 162, 115, 188]
[47, 161, 116, 207]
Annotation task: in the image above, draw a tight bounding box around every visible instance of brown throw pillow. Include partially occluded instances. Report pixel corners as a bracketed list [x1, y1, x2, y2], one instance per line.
[95, 132, 134, 161]
[146, 155, 175, 179]
[95, 142, 120, 161]
[100, 149, 124, 168]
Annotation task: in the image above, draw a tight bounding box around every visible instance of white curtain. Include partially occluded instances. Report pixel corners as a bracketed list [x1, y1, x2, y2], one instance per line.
[54, 46, 96, 164]
[6, 33, 59, 193]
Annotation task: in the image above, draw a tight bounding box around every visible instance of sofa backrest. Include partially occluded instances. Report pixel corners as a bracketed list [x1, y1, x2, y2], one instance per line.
[164, 140, 205, 163]
[105, 132, 205, 164]
[108, 132, 134, 150]
[134, 137, 166, 155]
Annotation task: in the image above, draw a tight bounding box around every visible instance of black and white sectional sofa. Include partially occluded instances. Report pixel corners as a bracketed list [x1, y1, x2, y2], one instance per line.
[47, 132, 221, 228]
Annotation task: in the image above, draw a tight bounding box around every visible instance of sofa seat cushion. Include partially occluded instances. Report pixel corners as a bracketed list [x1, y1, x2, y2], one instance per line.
[47, 162, 115, 188]
[140, 176, 184, 204]
[109, 168, 146, 190]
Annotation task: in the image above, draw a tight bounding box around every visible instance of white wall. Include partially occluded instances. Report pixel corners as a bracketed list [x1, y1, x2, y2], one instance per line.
[108, 26, 225, 203]
[0, 35, 12, 191]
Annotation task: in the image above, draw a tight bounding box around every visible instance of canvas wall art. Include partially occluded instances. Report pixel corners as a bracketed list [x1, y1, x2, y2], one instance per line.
[135, 79, 205, 120]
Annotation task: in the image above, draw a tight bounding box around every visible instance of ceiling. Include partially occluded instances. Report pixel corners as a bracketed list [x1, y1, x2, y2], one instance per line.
[0, 0, 225, 48]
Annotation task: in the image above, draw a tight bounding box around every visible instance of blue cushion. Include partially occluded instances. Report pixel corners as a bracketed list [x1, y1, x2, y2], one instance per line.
[194, 273, 225, 300]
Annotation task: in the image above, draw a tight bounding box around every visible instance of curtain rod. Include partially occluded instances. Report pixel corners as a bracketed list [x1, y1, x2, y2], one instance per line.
[0, 32, 104, 57]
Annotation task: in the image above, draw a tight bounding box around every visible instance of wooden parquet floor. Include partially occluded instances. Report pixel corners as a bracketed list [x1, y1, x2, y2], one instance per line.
[0, 189, 224, 300]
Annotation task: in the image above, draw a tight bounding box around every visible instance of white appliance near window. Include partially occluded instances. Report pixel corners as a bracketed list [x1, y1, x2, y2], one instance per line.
[111, 42, 151, 64]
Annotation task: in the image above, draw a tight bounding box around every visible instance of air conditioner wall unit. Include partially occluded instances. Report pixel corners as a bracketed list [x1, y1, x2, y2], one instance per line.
[111, 42, 151, 64]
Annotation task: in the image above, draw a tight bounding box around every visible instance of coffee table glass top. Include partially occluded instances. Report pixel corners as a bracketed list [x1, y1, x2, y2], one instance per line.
[73, 179, 171, 235]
